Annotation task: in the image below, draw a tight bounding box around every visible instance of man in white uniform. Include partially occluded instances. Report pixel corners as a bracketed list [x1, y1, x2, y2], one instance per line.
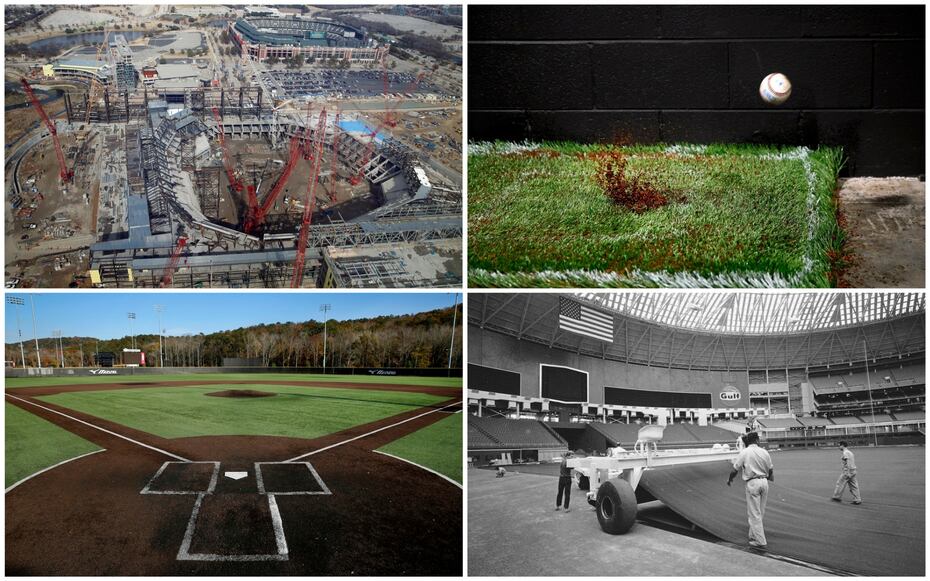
[831, 441, 862, 504]
[727, 431, 774, 548]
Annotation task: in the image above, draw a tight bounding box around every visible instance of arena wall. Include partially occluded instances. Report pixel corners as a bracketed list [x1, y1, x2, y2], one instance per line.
[469, 325, 749, 407]
[469, 5, 924, 176]
[6, 366, 462, 378]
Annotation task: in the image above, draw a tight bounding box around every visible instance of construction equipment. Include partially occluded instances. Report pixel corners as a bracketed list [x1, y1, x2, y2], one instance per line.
[21, 78, 73, 183]
[211, 107, 242, 193]
[85, 29, 111, 124]
[290, 108, 328, 288]
[212, 107, 260, 232]
[567, 425, 737, 534]
[160, 236, 188, 287]
[250, 127, 304, 232]
[383, 71, 427, 128]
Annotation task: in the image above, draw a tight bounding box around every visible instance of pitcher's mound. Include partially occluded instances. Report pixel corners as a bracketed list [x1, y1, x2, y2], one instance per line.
[205, 389, 276, 398]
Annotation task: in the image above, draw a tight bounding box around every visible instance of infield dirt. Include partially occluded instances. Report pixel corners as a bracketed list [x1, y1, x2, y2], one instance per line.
[6, 380, 462, 575]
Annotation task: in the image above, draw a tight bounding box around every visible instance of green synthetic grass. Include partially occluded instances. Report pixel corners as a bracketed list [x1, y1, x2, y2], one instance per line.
[378, 411, 462, 484]
[468, 142, 844, 288]
[5, 402, 101, 488]
[35, 384, 449, 440]
[5, 373, 461, 389]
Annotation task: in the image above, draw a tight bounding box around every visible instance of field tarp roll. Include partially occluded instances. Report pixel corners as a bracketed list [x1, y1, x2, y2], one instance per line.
[639, 460, 924, 576]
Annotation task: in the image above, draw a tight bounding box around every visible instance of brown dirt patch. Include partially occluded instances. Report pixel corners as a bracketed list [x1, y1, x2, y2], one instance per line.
[205, 389, 276, 398]
[593, 150, 673, 213]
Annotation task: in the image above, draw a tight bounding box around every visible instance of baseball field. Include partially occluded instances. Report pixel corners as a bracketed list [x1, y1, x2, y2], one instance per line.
[5, 373, 463, 575]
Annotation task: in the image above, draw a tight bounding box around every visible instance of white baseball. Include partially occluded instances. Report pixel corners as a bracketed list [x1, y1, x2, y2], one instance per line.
[759, 73, 792, 105]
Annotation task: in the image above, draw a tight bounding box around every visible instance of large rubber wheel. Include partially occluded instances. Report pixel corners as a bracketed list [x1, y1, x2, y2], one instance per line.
[595, 478, 637, 535]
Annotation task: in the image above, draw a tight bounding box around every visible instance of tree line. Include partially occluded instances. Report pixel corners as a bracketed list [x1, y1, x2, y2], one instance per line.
[5, 306, 462, 369]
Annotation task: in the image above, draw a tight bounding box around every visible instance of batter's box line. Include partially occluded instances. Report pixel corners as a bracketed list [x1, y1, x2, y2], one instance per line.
[255, 461, 333, 496]
[176, 493, 289, 562]
[140, 461, 220, 495]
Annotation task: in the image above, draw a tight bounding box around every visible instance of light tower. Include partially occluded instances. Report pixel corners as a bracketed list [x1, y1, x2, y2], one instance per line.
[6, 296, 26, 368]
[127, 312, 136, 349]
[320, 304, 331, 373]
[154, 305, 165, 367]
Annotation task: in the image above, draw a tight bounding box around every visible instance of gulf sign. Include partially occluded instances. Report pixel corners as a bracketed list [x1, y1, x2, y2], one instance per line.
[719, 386, 742, 402]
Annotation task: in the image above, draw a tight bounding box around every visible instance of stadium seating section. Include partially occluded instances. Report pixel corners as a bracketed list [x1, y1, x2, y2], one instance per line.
[468, 415, 567, 449]
[589, 422, 738, 447]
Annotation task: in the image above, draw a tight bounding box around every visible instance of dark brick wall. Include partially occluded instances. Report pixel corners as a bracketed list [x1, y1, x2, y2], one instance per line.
[469, 5, 925, 176]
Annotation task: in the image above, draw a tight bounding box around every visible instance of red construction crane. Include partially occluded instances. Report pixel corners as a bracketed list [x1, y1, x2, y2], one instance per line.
[249, 127, 304, 232]
[212, 107, 260, 232]
[290, 108, 328, 288]
[160, 236, 188, 288]
[211, 107, 242, 193]
[21, 78, 73, 183]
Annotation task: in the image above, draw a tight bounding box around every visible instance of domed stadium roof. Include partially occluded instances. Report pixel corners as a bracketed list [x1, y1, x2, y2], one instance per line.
[469, 293, 925, 371]
[576, 292, 925, 336]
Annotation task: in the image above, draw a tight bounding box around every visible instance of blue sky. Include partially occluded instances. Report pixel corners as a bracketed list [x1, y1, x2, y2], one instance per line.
[5, 293, 460, 341]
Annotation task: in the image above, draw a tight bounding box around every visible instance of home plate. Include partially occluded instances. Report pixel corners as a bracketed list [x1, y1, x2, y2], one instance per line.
[225, 471, 248, 480]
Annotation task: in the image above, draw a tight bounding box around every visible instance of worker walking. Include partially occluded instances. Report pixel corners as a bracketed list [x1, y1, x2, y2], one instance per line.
[555, 451, 574, 512]
[831, 441, 862, 505]
[727, 431, 774, 548]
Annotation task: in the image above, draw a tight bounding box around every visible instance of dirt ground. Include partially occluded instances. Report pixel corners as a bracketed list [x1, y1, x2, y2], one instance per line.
[839, 178, 925, 287]
[6, 380, 462, 575]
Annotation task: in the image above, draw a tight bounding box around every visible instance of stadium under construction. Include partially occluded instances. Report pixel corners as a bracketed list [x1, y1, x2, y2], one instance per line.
[5, 7, 463, 288]
[15, 84, 462, 288]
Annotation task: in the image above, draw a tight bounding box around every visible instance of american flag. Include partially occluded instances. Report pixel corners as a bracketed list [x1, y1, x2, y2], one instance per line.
[559, 297, 614, 342]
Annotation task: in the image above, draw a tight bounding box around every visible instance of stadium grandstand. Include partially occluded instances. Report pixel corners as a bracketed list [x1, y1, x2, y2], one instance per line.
[468, 292, 925, 465]
[230, 12, 388, 63]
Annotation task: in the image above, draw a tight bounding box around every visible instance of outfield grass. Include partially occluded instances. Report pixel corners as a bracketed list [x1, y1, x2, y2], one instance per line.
[35, 384, 450, 440]
[469, 142, 843, 288]
[378, 411, 462, 484]
[5, 402, 101, 488]
[5, 373, 462, 389]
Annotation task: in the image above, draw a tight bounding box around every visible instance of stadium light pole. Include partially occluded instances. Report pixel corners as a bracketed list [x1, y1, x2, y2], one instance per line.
[53, 329, 63, 368]
[29, 295, 42, 368]
[863, 341, 878, 447]
[154, 305, 165, 367]
[7, 296, 26, 368]
[127, 312, 136, 350]
[320, 304, 331, 373]
[447, 293, 459, 371]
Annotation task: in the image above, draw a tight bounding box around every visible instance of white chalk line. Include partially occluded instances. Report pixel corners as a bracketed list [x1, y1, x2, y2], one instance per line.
[284, 401, 463, 462]
[372, 450, 462, 489]
[140, 461, 220, 495]
[5, 449, 106, 493]
[175, 492, 289, 562]
[5, 393, 189, 462]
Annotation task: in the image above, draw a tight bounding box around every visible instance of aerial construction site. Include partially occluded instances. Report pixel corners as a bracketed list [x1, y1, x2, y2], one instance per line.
[5, 4, 463, 288]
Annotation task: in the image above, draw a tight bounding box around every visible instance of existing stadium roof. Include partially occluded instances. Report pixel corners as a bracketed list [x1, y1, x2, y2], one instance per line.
[577, 292, 925, 336]
[470, 293, 925, 371]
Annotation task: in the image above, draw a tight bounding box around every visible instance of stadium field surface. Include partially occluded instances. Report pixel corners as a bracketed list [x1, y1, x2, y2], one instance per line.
[378, 411, 463, 484]
[469, 142, 843, 288]
[469, 446, 923, 576]
[5, 402, 100, 488]
[5, 375, 462, 575]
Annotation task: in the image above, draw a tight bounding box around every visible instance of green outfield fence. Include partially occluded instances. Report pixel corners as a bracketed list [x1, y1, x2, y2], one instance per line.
[5, 366, 463, 378]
